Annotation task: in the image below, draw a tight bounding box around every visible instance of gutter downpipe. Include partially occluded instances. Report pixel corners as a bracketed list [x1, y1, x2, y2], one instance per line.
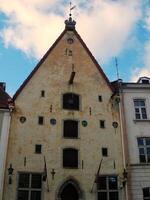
[118, 81, 130, 200]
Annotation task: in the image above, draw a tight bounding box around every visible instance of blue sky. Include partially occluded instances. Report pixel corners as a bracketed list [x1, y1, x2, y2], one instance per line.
[0, 0, 150, 96]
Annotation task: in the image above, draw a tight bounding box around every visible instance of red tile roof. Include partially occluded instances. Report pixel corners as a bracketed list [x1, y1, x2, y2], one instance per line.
[13, 29, 113, 100]
[0, 87, 11, 109]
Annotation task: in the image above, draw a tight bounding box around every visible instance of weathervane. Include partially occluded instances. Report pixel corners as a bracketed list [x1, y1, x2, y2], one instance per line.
[69, 2, 76, 17]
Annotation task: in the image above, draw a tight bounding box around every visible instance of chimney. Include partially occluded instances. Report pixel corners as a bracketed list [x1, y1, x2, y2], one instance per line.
[0, 82, 6, 91]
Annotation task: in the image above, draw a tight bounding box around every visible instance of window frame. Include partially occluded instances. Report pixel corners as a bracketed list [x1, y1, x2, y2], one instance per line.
[62, 148, 79, 169]
[17, 172, 43, 200]
[63, 119, 79, 139]
[38, 116, 44, 125]
[102, 148, 108, 157]
[133, 99, 148, 120]
[97, 175, 119, 200]
[137, 137, 150, 163]
[35, 144, 42, 154]
[62, 92, 80, 111]
[100, 120, 105, 129]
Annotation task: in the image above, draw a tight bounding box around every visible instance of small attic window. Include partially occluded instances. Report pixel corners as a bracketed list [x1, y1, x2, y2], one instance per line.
[100, 120, 105, 128]
[142, 79, 149, 84]
[98, 95, 102, 102]
[41, 90, 45, 97]
[38, 116, 44, 125]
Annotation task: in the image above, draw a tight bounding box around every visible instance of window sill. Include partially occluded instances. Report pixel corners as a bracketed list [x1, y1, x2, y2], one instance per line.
[133, 119, 150, 123]
[63, 137, 80, 139]
[130, 163, 150, 166]
[63, 167, 78, 169]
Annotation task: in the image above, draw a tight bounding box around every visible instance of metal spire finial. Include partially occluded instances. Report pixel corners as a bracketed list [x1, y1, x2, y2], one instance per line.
[69, 2, 76, 18]
[65, 2, 76, 30]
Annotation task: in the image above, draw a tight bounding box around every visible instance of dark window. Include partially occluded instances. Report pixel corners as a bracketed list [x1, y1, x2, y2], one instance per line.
[142, 80, 149, 84]
[98, 96, 102, 102]
[35, 145, 42, 154]
[97, 176, 118, 200]
[134, 99, 147, 120]
[63, 93, 79, 110]
[100, 120, 105, 128]
[38, 116, 44, 125]
[137, 137, 150, 163]
[102, 148, 108, 157]
[64, 120, 78, 138]
[17, 173, 42, 200]
[143, 187, 150, 200]
[63, 148, 78, 168]
[41, 90, 45, 97]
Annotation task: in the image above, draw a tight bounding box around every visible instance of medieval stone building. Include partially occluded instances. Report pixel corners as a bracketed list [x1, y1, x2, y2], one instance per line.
[3, 17, 126, 200]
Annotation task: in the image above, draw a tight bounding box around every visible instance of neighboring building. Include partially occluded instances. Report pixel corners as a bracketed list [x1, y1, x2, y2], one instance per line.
[120, 77, 150, 200]
[0, 83, 12, 199]
[3, 17, 125, 200]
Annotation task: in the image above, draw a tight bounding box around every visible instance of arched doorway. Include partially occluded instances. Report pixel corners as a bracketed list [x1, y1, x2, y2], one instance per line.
[61, 183, 79, 200]
[57, 179, 82, 200]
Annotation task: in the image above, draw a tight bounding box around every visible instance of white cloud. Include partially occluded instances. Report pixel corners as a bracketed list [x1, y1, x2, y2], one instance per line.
[0, 0, 142, 62]
[130, 7, 150, 82]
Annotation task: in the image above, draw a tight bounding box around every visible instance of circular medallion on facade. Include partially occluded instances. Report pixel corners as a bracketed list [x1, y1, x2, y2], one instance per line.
[67, 38, 74, 44]
[20, 116, 26, 123]
[112, 121, 118, 128]
[50, 118, 56, 125]
[82, 120, 88, 127]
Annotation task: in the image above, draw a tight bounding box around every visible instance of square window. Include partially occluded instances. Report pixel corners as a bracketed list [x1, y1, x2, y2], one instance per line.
[41, 90, 45, 97]
[100, 120, 105, 128]
[35, 145, 42, 154]
[63, 120, 78, 138]
[102, 148, 108, 157]
[63, 148, 78, 168]
[38, 116, 44, 125]
[63, 93, 79, 110]
[98, 96, 102, 102]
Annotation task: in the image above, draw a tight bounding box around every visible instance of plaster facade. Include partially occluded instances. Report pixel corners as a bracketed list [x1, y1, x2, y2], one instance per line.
[0, 85, 11, 200]
[121, 81, 150, 200]
[3, 23, 125, 200]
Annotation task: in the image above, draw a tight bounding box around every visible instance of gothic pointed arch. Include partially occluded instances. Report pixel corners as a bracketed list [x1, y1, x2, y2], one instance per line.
[57, 177, 83, 200]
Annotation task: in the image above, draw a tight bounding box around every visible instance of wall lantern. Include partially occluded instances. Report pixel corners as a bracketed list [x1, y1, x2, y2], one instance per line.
[8, 164, 14, 184]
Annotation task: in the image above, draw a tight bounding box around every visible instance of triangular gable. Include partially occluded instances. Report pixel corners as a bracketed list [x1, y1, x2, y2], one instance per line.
[13, 29, 113, 100]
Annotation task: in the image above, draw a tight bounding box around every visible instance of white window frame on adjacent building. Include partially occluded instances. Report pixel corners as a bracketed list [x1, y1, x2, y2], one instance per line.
[137, 137, 150, 163]
[133, 99, 147, 120]
[17, 172, 42, 200]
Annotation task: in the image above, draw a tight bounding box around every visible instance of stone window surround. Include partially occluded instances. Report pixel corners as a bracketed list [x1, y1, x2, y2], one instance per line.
[61, 118, 80, 139]
[61, 146, 80, 169]
[61, 92, 81, 111]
